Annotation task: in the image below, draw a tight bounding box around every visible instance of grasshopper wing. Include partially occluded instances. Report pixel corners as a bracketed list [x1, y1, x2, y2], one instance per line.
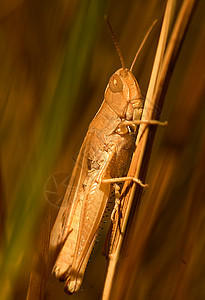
[50, 129, 111, 289]
[49, 132, 93, 276]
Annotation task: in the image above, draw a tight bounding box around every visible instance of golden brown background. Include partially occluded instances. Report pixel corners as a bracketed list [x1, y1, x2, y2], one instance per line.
[0, 0, 204, 299]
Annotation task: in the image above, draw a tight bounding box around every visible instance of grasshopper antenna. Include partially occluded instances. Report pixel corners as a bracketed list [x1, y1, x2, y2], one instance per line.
[130, 19, 157, 72]
[105, 15, 126, 69]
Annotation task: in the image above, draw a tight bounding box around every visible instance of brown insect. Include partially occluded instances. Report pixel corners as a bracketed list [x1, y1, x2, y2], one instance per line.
[49, 20, 164, 294]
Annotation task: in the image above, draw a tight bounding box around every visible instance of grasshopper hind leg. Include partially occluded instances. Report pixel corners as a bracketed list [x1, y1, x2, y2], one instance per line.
[111, 183, 121, 222]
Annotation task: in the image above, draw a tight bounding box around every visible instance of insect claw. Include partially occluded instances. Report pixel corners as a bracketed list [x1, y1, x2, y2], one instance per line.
[132, 178, 149, 188]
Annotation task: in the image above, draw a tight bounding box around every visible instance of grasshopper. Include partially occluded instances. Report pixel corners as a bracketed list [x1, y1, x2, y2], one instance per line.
[49, 21, 165, 294]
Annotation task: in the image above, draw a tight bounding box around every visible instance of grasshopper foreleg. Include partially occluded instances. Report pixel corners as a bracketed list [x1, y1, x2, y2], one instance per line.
[118, 119, 168, 133]
[122, 120, 168, 127]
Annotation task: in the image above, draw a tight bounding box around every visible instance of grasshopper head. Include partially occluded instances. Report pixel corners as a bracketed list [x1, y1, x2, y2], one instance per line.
[105, 68, 143, 120]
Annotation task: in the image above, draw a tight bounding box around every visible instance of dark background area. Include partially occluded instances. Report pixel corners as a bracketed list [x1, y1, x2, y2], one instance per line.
[0, 0, 204, 299]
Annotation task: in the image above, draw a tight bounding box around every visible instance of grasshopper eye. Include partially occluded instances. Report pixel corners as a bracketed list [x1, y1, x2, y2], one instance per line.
[109, 74, 123, 93]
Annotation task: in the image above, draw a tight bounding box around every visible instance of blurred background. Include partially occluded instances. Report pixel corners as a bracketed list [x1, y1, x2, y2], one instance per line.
[0, 0, 204, 299]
